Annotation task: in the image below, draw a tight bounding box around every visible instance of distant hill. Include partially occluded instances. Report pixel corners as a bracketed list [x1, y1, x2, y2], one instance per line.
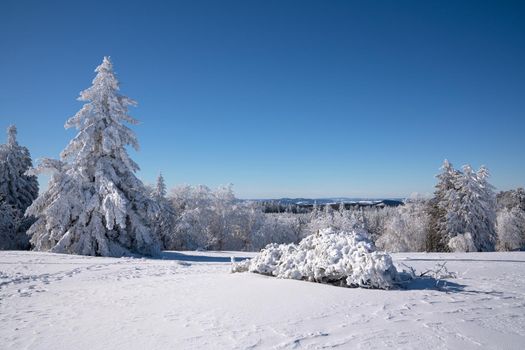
[244, 198, 405, 214]
[250, 197, 404, 206]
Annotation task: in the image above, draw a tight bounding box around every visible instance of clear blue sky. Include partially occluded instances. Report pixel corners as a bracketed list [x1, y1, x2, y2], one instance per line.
[1, 0, 524, 199]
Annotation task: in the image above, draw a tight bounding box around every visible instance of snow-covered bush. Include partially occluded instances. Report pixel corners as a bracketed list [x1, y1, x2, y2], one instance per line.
[496, 207, 525, 251]
[233, 228, 402, 289]
[447, 232, 477, 252]
[27, 57, 160, 257]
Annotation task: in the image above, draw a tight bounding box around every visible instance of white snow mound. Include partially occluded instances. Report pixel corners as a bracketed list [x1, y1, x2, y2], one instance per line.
[232, 228, 401, 289]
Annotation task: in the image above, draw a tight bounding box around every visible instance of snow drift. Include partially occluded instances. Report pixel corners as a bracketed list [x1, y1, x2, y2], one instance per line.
[232, 228, 402, 289]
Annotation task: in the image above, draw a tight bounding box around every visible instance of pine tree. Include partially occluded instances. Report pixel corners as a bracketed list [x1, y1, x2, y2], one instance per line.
[0, 194, 19, 250]
[27, 57, 160, 257]
[446, 165, 497, 251]
[0, 125, 38, 249]
[0, 125, 39, 214]
[154, 172, 167, 199]
[151, 173, 176, 250]
[476, 165, 497, 250]
[426, 159, 458, 251]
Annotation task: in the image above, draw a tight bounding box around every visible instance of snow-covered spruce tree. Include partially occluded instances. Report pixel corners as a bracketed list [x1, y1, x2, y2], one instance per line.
[0, 125, 39, 214]
[0, 125, 38, 249]
[0, 194, 20, 250]
[150, 173, 176, 250]
[426, 159, 457, 252]
[26, 57, 160, 257]
[445, 165, 497, 252]
[154, 172, 167, 198]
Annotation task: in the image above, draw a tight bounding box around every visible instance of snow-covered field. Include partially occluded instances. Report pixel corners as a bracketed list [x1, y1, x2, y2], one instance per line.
[1, 250, 524, 349]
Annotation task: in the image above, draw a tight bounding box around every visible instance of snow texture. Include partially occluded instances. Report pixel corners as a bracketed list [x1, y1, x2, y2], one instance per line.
[233, 228, 401, 289]
[1, 250, 524, 349]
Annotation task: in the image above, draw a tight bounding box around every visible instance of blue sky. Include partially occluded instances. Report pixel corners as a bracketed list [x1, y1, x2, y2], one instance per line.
[1, 0, 524, 198]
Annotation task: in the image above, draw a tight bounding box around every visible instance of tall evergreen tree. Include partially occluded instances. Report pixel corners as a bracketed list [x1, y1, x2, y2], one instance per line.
[0, 194, 19, 250]
[0, 125, 38, 249]
[151, 172, 176, 250]
[154, 172, 167, 199]
[426, 159, 457, 251]
[445, 165, 497, 251]
[27, 57, 160, 257]
[0, 125, 39, 213]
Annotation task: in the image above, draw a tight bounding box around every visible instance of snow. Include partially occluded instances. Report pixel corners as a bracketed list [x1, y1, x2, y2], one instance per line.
[1, 250, 524, 349]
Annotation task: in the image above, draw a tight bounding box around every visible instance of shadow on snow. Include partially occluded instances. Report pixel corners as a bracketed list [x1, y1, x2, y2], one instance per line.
[160, 251, 251, 263]
[402, 276, 467, 293]
[402, 276, 504, 297]
[403, 258, 525, 264]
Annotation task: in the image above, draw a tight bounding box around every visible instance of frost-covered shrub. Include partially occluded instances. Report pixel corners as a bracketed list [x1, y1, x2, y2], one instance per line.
[169, 184, 270, 251]
[233, 228, 401, 289]
[251, 213, 302, 249]
[447, 233, 477, 252]
[304, 205, 353, 238]
[496, 207, 525, 251]
[376, 199, 429, 252]
[302, 204, 395, 244]
[360, 207, 396, 243]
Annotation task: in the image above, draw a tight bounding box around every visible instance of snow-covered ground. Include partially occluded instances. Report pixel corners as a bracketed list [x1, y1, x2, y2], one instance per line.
[1, 250, 524, 349]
